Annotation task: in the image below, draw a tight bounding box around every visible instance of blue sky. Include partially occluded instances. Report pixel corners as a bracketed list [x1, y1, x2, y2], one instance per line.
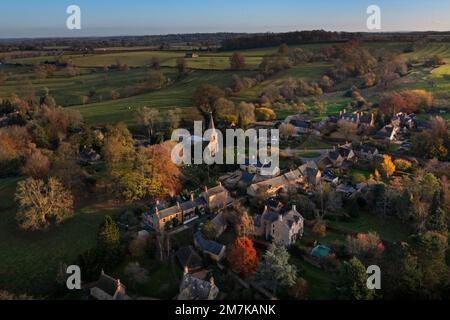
[0, 0, 449, 38]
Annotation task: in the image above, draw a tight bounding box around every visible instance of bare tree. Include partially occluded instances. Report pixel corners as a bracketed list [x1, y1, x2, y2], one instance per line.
[136, 107, 160, 140]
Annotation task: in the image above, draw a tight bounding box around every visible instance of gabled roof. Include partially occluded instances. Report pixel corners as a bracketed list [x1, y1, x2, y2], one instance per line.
[176, 246, 203, 271]
[299, 161, 320, 178]
[180, 197, 206, 211]
[194, 231, 224, 256]
[202, 185, 228, 198]
[95, 273, 122, 297]
[211, 212, 227, 228]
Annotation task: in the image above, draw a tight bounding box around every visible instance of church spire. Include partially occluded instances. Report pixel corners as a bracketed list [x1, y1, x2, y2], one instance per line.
[206, 113, 219, 157]
[209, 112, 216, 130]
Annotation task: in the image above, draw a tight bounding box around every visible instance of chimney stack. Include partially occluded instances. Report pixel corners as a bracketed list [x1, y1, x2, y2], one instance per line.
[191, 193, 194, 202]
[204, 186, 208, 192]
[278, 214, 283, 222]
[184, 266, 189, 275]
[292, 204, 297, 212]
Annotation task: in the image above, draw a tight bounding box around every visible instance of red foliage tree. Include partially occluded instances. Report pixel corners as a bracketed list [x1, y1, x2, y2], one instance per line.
[379, 92, 405, 116]
[228, 236, 259, 278]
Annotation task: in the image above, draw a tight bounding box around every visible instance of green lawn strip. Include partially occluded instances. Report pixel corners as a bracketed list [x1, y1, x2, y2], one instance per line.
[327, 213, 412, 243]
[298, 151, 321, 158]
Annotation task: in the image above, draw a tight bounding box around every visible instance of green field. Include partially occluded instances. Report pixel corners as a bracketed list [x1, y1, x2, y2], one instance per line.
[3, 41, 449, 128]
[72, 69, 254, 126]
[0, 66, 178, 107]
[0, 177, 121, 296]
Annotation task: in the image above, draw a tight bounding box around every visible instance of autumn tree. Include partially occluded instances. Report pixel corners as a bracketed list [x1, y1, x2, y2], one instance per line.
[337, 120, 357, 140]
[257, 243, 297, 293]
[0, 125, 33, 175]
[167, 108, 182, 131]
[202, 220, 218, 240]
[176, 58, 187, 78]
[237, 102, 256, 128]
[150, 56, 161, 69]
[225, 202, 255, 237]
[228, 236, 259, 278]
[193, 84, 225, 121]
[22, 149, 50, 179]
[15, 177, 74, 230]
[379, 92, 405, 116]
[279, 123, 297, 140]
[255, 107, 276, 121]
[380, 155, 396, 178]
[229, 52, 246, 70]
[346, 232, 384, 263]
[138, 141, 182, 197]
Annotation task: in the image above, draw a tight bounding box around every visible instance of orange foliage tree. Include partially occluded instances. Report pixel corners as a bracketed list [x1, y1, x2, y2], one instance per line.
[380, 155, 396, 178]
[228, 236, 259, 278]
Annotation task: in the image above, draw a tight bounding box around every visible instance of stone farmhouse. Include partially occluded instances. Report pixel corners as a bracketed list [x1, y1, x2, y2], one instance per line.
[254, 204, 304, 246]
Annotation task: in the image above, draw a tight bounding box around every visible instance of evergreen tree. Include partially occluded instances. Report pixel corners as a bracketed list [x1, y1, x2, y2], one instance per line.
[97, 216, 122, 267]
[257, 243, 297, 293]
[336, 257, 375, 300]
[427, 190, 448, 233]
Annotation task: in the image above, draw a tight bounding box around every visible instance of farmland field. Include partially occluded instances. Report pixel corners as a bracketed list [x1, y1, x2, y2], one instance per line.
[73, 69, 255, 126]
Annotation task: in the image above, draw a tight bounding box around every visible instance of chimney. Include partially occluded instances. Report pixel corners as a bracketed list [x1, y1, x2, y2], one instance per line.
[292, 204, 297, 212]
[191, 193, 194, 202]
[218, 181, 222, 187]
[156, 200, 160, 205]
[210, 277, 215, 286]
[177, 202, 181, 209]
[184, 266, 189, 275]
[278, 214, 283, 222]
[264, 205, 268, 213]
[204, 186, 208, 192]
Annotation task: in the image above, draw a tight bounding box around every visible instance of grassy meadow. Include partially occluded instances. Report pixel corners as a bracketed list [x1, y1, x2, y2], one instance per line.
[0, 177, 121, 297]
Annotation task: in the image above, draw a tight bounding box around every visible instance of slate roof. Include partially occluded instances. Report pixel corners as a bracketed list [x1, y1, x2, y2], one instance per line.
[194, 231, 224, 256]
[157, 205, 182, 219]
[180, 198, 206, 211]
[211, 212, 227, 228]
[179, 274, 217, 300]
[290, 119, 312, 129]
[263, 209, 279, 222]
[95, 273, 122, 297]
[176, 246, 203, 271]
[240, 172, 255, 184]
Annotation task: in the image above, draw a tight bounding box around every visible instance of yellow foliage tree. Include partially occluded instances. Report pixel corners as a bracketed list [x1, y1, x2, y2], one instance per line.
[380, 155, 396, 178]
